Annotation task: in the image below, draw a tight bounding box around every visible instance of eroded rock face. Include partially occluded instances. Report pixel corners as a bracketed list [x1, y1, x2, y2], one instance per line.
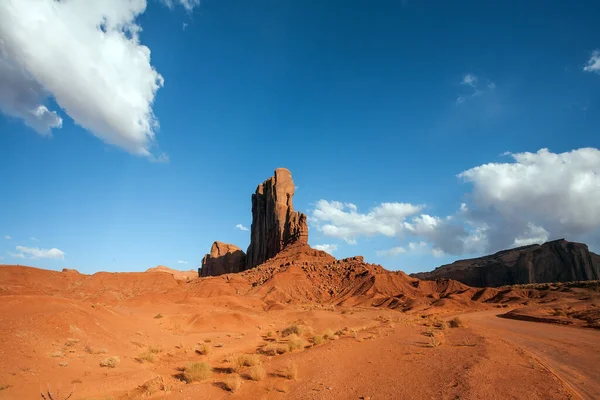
[245, 168, 308, 269]
[199, 241, 246, 277]
[411, 239, 600, 287]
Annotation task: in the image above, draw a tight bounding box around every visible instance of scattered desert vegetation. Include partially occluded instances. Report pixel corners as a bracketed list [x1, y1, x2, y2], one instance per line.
[311, 334, 325, 345]
[183, 362, 212, 383]
[195, 343, 212, 355]
[260, 343, 288, 356]
[223, 373, 242, 392]
[285, 334, 307, 352]
[65, 338, 80, 347]
[280, 362, 298, 380]
[322, 328, 335, 340]
[281, 324, 303, 337]
[50, 351, 65, 358]
[246, 365, 266, 381]
[99, 356, 120, 368]
[230, 353, 261, 372]
[449, 317, 464, 328]
[154, 313, 163, 319]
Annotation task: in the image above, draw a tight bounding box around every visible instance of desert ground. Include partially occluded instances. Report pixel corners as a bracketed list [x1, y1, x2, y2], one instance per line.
[1, 261, 599, 400]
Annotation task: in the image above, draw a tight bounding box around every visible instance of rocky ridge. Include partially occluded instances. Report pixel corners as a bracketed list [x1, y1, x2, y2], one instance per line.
[411, 239, 600, 287]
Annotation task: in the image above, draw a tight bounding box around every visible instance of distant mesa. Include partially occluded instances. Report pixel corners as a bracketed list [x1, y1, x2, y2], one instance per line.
[146, 265, 198, 281]
[411, 239, 600, 287]
[199, 168, 308, 277]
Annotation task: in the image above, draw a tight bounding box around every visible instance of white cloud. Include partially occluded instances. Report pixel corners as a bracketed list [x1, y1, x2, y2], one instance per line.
[312, 148, 600, 257]
[512, 223, 549, 247]
[14, 245, 65, 259]
[376, 246, 406, 257]
[8, 252, 25, 259]
[584, 50, 600, 73]
[235, 224, 249, 231]
[313, 244, 338, 253]
[461, 73, 478, 87]
[4, 235, 11, 240]
[30, 237, 39, 242]
[457, 73, 495, 105]
[312, 200, 423, 244]
[177, 260, 188, 264]
[459, 148, 600, 233]
[160, 0, 200, 12]
[0, 0, 165, 157]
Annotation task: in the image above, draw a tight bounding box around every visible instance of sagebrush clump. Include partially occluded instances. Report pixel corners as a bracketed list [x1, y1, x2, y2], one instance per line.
[183, 362, 212, 383]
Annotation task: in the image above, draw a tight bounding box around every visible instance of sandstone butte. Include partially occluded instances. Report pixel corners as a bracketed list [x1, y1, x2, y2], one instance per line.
[199, 168, 308, 277]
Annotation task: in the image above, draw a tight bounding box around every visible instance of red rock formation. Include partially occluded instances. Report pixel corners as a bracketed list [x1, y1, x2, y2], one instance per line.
[199, 241, 246, 277]
[245, 168, 308, 269]
[411, 239, 600, 287]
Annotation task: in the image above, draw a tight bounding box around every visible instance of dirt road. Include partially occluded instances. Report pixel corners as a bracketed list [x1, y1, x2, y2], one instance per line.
[460, 310, 600, 400]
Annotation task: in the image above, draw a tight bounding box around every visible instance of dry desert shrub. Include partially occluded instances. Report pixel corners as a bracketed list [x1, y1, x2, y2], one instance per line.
[195, 343, 211, 355]
[286, 334, 307, 352]
[99, 356, 120, 368]
[65, 338, 79, 347]
[229, 353, 261, 372]
[449, 317, 464, 328]
[260, 343, 288, 356]
[246, 365, 266, 381]
[280, 362, 298, 380]
[311, 334, 325, 345]
[148, 346, 163, 354]
[50, 351, 65, 358]
[135, 351, 155, 363]
[223, 374, 241, 392]
[183, 362, 212, 383]
[141, 375, 172, 395]
[322, 329, 335, 340]
[428, 333, 444, 347]
[281, 324, 303, 337]
[95, 348, 108, 354]
[266, 330, 276, 338]
[154, 313, 163, 319]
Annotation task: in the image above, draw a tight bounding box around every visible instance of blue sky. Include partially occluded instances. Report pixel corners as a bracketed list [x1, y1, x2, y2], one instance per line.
[1, 0, 599, 274]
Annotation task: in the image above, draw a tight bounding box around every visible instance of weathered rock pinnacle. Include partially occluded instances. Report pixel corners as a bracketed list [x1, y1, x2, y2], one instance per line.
[245, 168, 308, 268]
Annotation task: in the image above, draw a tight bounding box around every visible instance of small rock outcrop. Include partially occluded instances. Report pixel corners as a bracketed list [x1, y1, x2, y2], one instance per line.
[199, 241, 246, 277]
[411, 239, 600, 287]
[245, 168, 308, 269]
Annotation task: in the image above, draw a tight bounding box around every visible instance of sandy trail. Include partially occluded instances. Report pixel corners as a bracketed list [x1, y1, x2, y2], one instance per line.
[460, 310, 600, 400]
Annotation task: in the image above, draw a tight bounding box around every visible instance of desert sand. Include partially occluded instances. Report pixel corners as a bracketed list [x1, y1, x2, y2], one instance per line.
[1, 259, 599, 400]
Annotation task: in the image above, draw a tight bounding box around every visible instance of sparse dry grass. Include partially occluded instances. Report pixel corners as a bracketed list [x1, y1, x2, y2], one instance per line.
[58, 361, 68, 367]
[322, 329, 335, 340]
[223, 374, 241, 392]
[281, 324, 303, 337]
[449, 317, 464, 328]
[99, 356, 120, 368]
[154, 313, 163, 319]
[183, 362, 212, 383]
[266, 330, 275, 338]
[195, 343, 211, 355]
[260, 343, 288, 356]
[280, 362, 298, 380]
[71, 379, 83, 384]
[286, 334, 307, 352]
[428, 333, 444, 347]
[135, 351, 156, 363]
[230, 353, 261, 371]
[311, 334, 325, 345]
[95, 348, 108, 354]
[65, 338, 79, 347]
[50, 351, 65, 358]
[246, 365, 266, 381]
[148, 346, 163, 354]
[0, 384, 11, 391]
